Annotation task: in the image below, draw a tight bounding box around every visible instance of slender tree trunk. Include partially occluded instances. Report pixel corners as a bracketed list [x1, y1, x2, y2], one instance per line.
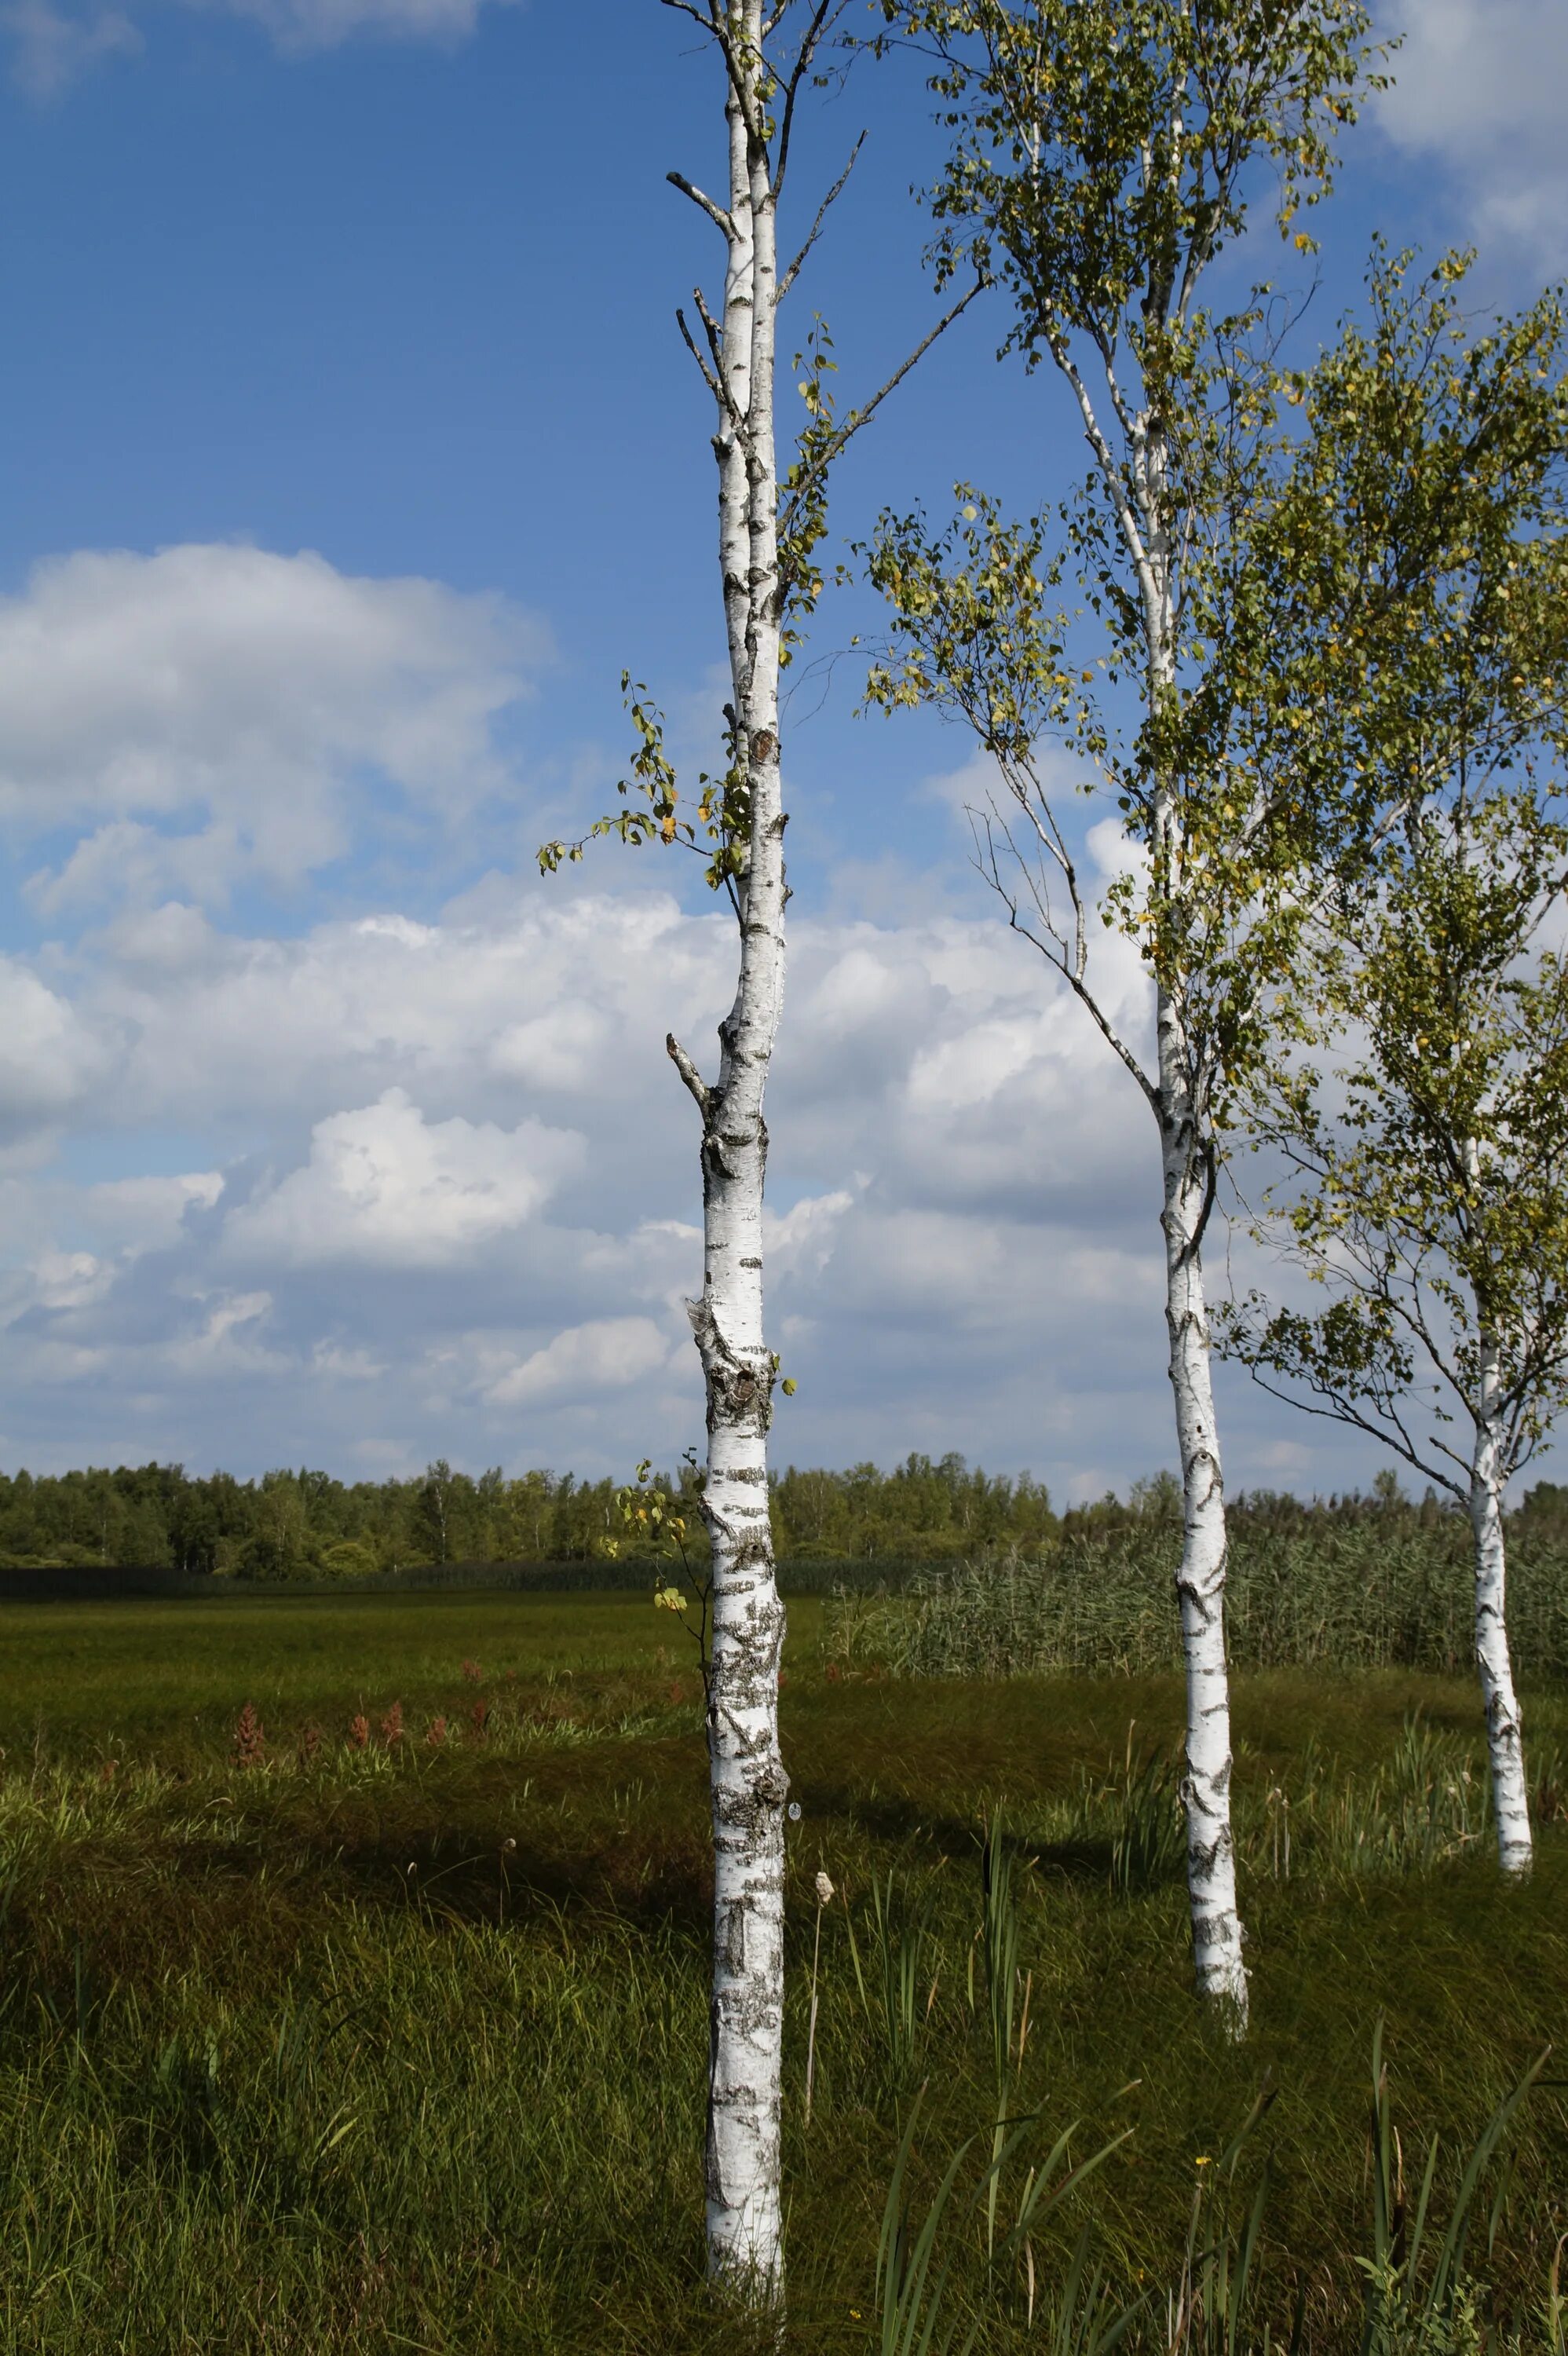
[1157, 1062, 1249, 2022]
[683, 2, 790, 2296]
[1470, 1339, 1532, 1875]
[1142, 442, 1248, 2024]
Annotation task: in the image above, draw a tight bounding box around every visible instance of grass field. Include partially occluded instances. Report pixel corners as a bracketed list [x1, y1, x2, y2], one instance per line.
[0, 1589, 1564, 2353]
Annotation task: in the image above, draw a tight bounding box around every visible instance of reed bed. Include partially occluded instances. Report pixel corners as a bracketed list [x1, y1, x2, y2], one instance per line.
[823, 1527, 1568, 1682]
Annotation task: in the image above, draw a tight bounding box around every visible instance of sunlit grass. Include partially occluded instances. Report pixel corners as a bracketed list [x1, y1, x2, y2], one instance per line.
[0, 1593, 1563, 2351]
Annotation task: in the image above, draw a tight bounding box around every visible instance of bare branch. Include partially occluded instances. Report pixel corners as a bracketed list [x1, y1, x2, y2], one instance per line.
[778, 131, 865, 302]
[775, 0, 839, 195]
[985, 758, 1092, 980]
[971, 797, 1073, 960]
[1097, 342, 1142, 455]
[660, 0, 766, 145]
[675, 305, 726, 410]
[974, 798, 1161, 1118]
[667, 170, 736, 241]
[1237, 1363, 1469, 1501]
[667, 1033, 712, 1116]
[780, 278, 986, 539]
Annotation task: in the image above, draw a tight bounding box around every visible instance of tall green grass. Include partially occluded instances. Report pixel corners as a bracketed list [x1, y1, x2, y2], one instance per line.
[824, 1528, 1568, 1681]
[0, 1595, 1564, 2351]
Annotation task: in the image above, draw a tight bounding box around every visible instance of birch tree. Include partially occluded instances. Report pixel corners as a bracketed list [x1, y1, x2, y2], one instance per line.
[865, 0, 1380, 2025]
[1218, 256, 1568, 1879]
[539, 1, 975, 2299]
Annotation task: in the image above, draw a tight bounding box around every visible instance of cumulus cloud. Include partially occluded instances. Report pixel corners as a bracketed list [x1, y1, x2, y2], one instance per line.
[0, 876, 1398, 1495]
[225, 1089, 585, 1268]
[487, 1316, 672, 1407]
[0, 956, 108, 1141]
[0, 545, 543, 908]
[56, 894, 732, 1170]
[1377, 0, 1568, 267]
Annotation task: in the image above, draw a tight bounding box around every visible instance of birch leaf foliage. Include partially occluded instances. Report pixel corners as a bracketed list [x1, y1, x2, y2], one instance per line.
[1217, 254, 1568, 1495]
[1230, 799, 1568, 1480]
[862, 0, 1388, 1135]
[863, 0, 1383, 2029]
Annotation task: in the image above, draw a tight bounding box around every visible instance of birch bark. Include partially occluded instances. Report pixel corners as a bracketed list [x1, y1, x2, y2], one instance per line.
[681, 2, 791, 2294]
[1159, 1110, 1246, 2007]
[1143, 412, 1248, 2023]
[1470, 1330, 1533, 1876]
[543, 4, 976, 2283]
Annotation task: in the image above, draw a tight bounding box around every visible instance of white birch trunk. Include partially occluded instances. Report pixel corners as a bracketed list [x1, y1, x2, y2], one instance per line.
[682, 2, 790, 2297]
[1158, 1085, 1248, 2019]
[1469, 1339, 1532, 1875]
[1140, 419, 1249, 2025]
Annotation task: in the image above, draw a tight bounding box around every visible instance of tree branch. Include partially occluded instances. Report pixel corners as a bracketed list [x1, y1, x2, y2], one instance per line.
[1236, 1363, 1469, 1502]
[667, 1033, 713, 1116]
[675, 304, 726, 411]
[775, 0, 841, 196]
[780, 277, 986, 540]
[778, 131, 865, 301]
[667, 170, 736, 241]
[973, 797, 1162, 1119]
[1040, 308, 1160, 623]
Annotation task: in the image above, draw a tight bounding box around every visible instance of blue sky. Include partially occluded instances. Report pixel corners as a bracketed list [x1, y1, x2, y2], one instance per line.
[0, 0, 1563, 1498]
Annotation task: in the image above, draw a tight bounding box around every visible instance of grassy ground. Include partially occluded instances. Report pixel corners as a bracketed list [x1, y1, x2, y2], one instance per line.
[0, 1591, 1564, 2353]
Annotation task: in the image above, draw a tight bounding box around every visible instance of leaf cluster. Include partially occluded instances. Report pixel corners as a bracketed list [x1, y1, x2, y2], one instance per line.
[1216, 251, 1568, 1487]
[1226, 792, 1568, 1493]
[861, 1, 1388, 1180]
[1214, 248, 1568, 875]
[537, 674, 752, 909]
[862, 437, 1327, 1130]
[879, 0, 1382, 363]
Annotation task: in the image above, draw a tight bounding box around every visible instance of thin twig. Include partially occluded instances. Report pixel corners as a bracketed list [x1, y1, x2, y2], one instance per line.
[779, 131, 865, 299]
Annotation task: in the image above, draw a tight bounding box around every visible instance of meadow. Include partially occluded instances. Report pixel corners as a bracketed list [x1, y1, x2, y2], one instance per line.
[0, 1586, 1564, 2354]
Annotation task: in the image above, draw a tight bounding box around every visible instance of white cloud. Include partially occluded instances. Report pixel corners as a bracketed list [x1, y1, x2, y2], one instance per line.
[0, 956, 108, 1138]
[28, 1249, 111, 1312]
[85, 1171, 224, 1246]
[765, 1189, 857, 1279]
[199, 0, 512, 49]
[487, 1315, 671, 1407]
[0, 545, 543, 908]
[1, 0, 136, 93]
[161, 1290, 276, 1375]
[1377, 0, 1568, 267]
[0, 877, 1406, 1495]
[4, 0, 509, 91]
[225, 1088, 585, 1268]
[64, 891, 727, 1143]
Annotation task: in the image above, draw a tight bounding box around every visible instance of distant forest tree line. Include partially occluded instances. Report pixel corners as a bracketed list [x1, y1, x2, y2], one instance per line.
[2, 1453, 1566, 1579]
